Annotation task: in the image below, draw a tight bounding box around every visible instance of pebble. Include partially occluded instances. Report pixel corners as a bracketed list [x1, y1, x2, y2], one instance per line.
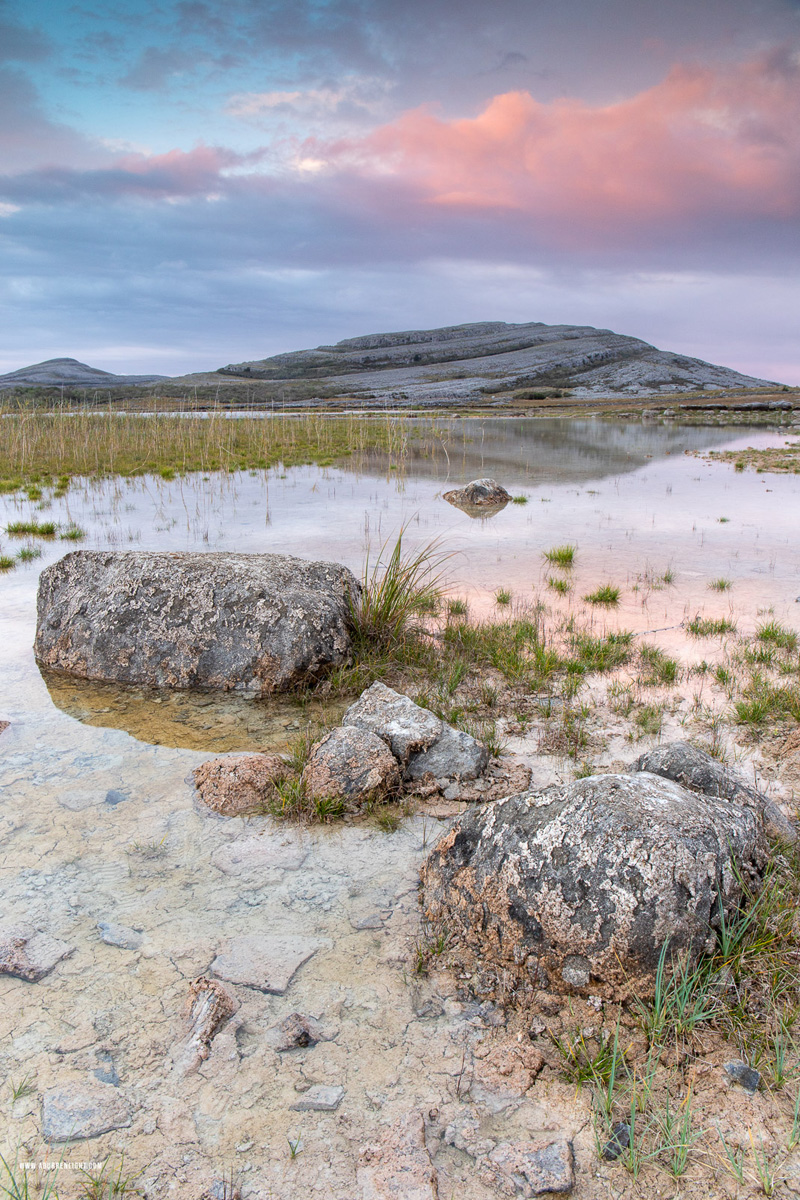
[724, 1061, 761, 1093]
[104, 788, 129, 806]
[601, 1122, 631, 1161]
[290, 1084, 345, 1112]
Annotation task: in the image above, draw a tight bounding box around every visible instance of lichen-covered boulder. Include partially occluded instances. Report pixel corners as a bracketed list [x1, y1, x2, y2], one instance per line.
[421, 772, 765, 999]
[193, 753, 286, 816]
[343, 681, 488, 782]
[301, 726, 401, 806]
[34, 551, 359, 695]
[630, 739, 796, 844]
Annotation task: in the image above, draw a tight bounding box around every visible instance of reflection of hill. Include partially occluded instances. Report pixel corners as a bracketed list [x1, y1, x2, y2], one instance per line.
[356, 417, 741, 487]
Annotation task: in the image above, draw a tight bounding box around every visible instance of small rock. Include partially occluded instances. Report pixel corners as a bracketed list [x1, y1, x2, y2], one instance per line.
[350, 912, 384, 930]
[42, 1082, 133, 1142]
[97, 922, 142, 950]
[343, 681, 441, 766]
[290, 1084, 344, 1111]
[193, 753, 286, 816]
[210, 934, 322, 993]
[264, 1012, 335, 1052]
[724, 1061, 761, 1093]
[173, 975, 239, 1076]
[104, 788, 128, 806]
[487, 1138, 575, 1195]
[601, 1122, 631, 1161]
[0, 926, 75, 982]
[405, 723, 488, 783]
[344, 682, 488, 782]
[301, 726, 401, 806]
[0, 720, 10, 735]
[92, 1051, 119, 1087]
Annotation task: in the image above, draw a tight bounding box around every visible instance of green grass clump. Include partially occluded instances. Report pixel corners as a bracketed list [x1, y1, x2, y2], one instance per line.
[447, 598, 468, 617]
[687, 616, 736, 637]
[495, 588, 512, 607]
[548, 575, 571, 595]
[5, 520, 57, 537]
[16, 546, 42, 562]
[757, 621, 798, 653]
[543, 544, 576, 568]
[634, 703, 664, 736]
[709, 578, 731, 592]
[0, 555, 15, 571]
[60, 525, 86, 542]
[638, 644, 680, 686]
[584, 583, 620, 607]
[512, 494, 528, 505]
[570, 631, 633, 672]
[349, 531, 448, 650]
[734, 674, 800, 725]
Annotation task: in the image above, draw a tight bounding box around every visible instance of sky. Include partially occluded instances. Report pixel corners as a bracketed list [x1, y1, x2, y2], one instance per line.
[1, 0, 799, 380]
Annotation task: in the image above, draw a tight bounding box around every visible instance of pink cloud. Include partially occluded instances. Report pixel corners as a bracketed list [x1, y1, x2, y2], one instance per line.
[304, 49, 800, 240]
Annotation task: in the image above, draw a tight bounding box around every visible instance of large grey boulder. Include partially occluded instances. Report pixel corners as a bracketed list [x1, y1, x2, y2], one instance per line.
[34, 551, 359, 695]
[301, 726, 401, 806]
[421, 772, 765, 998]
[630, 740, 796, 844]
[343, 681, 488, 781]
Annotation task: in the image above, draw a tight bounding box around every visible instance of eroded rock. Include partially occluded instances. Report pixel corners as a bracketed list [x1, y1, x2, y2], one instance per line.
[173, 976, 240, 1075]
[34, 551, 359, 695]
[344, 682, 488, 782]
[210, 934, 321, 993]
[357, 1111, 438, 1200]
[421, 772, 765, 998]
[0, 925, 74, 982]
[97, 921, 142, 950]
[42, 1082, 133, 1142]
[631, 740, 796, 843]
[193, 752, 286, 816]
[301, 726, 401, 806]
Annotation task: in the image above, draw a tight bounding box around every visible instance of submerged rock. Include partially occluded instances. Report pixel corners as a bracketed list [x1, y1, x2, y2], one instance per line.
[97, 921, 142, 950]
[0, 926, 74, 982]
[42, 1082, 133, 1142]
[193, 752, 286, 816]
[34, 551, 359, 695]
[301, 726, 401, 806]
[421, 772, 765, 998]
[210, 934, 322, 993]
[630, 739, 796, 843]
[443, 478, 512, 515]
[0, 720, 8, 736]
[343, 681, 488, 782]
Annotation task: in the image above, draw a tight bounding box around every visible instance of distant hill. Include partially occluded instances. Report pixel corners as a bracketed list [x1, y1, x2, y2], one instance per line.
[0, 357, 167, 389]
[208, 320, 777, 403]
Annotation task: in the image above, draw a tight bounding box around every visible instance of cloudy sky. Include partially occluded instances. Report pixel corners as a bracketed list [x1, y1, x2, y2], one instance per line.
[1, 0, 799, 380]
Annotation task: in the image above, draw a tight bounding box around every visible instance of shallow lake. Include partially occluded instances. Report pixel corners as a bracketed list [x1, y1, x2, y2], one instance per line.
[0, 415, 798, 1198]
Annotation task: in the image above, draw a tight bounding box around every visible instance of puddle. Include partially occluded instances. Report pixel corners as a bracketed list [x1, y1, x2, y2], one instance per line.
[1, 416, 799, 1197]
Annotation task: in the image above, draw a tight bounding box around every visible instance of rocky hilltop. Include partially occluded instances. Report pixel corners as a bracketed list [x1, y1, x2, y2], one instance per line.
[0, 357, 167, 389]
[215, 320, 776, 403]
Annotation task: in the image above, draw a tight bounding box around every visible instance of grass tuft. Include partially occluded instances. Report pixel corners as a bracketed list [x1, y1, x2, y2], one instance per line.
[584, 583, 621, 607]
[543, 544, 576, 568]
